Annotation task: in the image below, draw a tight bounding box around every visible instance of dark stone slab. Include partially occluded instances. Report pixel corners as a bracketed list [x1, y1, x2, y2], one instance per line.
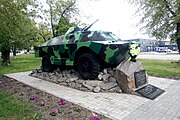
[134, 70, 147, 88]
[135, 84, 165, 100]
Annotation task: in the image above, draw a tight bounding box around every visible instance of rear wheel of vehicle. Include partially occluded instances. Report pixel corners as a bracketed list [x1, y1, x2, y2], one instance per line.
[77, 53, 100, 80]
[42, 56, 52, 72]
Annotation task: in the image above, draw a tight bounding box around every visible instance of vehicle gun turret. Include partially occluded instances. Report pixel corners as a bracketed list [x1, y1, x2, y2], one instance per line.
[82, 19, 99, 31]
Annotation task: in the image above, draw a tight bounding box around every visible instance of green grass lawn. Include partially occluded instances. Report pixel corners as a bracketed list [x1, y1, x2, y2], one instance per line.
[0, 54, 41, 119]
[0, 54, 179, 78]
[0, 92, 41, 120]
[0, 54, 41, 76]
[138, 59, 180, 78]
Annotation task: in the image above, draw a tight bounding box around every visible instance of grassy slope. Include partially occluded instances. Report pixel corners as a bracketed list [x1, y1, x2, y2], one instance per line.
[138, 59, 180, 78]
[0, 54, 41, 76]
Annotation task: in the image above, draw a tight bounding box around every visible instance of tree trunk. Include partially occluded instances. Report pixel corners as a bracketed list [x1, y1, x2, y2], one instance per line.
[1, 49, 10, 65]
[177, 23, 180, 54]
[13, 47, 16, 56]
[49, 4, 56, 37]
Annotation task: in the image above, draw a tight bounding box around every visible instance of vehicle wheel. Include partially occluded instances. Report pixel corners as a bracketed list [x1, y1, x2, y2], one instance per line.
[42, 56, 52, 72]
[77, 53, 100, 80]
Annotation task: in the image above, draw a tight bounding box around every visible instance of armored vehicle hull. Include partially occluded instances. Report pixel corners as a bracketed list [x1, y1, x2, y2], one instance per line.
[35, 27, 140, 79]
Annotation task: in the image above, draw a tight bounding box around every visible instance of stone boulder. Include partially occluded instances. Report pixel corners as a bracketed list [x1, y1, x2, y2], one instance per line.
[93, 86, 101, 93]
[100, 82, 118, 90]
[84, 81, 103, 87]
[30, 67, 123, 93]
[116, 61, 148, 94]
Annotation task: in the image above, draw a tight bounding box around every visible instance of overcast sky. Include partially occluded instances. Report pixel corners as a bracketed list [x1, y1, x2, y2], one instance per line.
[41, 0, 154, 40]
[77, 0, 154, 40]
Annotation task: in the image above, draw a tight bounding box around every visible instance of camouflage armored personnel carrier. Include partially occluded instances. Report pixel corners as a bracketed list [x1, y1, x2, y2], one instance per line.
[34, 20, 140, 80]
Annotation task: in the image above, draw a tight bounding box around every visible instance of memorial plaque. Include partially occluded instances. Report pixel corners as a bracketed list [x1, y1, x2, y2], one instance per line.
[135, 84, 165, 100]
[134, 70, 147, 88]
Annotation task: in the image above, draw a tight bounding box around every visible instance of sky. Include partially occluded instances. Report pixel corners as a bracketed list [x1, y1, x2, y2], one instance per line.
[41, 0, 155, 40]
[77, 0, 154, 40]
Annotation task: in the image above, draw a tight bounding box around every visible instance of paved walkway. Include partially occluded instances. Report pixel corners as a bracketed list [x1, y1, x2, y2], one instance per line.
[5, 72, 180, 120]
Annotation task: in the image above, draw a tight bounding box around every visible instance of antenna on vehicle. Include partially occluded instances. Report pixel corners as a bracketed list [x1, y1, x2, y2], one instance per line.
[82, 19, 99, 31]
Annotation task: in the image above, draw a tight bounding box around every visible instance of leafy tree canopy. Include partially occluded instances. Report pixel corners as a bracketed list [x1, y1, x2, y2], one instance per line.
[55, 16, 76, 36]
[46, 0, 78, 37]
[0, 0, 38, 65]
[130, 0, 180, 52]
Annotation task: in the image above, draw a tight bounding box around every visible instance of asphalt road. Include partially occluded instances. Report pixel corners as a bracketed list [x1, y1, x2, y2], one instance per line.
[1, 51, 179, 60]
[137, 54, 180, 60]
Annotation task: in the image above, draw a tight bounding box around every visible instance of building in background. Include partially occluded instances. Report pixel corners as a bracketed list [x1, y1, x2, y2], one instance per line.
[125, 39, 178, 52]
[158, 41, 178, 51]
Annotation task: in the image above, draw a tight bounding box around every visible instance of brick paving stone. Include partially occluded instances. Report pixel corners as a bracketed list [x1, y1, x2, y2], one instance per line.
[5, 72, 180, 120]
[124, 80, 180, 120]
[173, 118, 180, 120]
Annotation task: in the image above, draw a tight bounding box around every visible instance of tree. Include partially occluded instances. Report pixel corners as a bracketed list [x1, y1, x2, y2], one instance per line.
[55, 16, 76, 36]
[25, 0, 78, 46]
[38, 23, 52, 42]
[130, 0, 180, 53]
[0, 0, 38, 65]
[33, 23, 52, 47]
[46, 0, 77, 37]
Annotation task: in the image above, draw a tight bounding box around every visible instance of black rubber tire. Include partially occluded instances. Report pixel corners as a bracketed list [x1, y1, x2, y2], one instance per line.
[77, 53, 100, 80]
[42, 56, 52, 72]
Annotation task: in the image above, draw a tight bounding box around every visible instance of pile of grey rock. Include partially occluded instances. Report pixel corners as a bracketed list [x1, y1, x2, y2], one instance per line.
[30, 68, 122, 93]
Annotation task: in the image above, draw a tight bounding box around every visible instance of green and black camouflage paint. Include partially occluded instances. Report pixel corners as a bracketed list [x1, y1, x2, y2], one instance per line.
[35, 27, 140, 67]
